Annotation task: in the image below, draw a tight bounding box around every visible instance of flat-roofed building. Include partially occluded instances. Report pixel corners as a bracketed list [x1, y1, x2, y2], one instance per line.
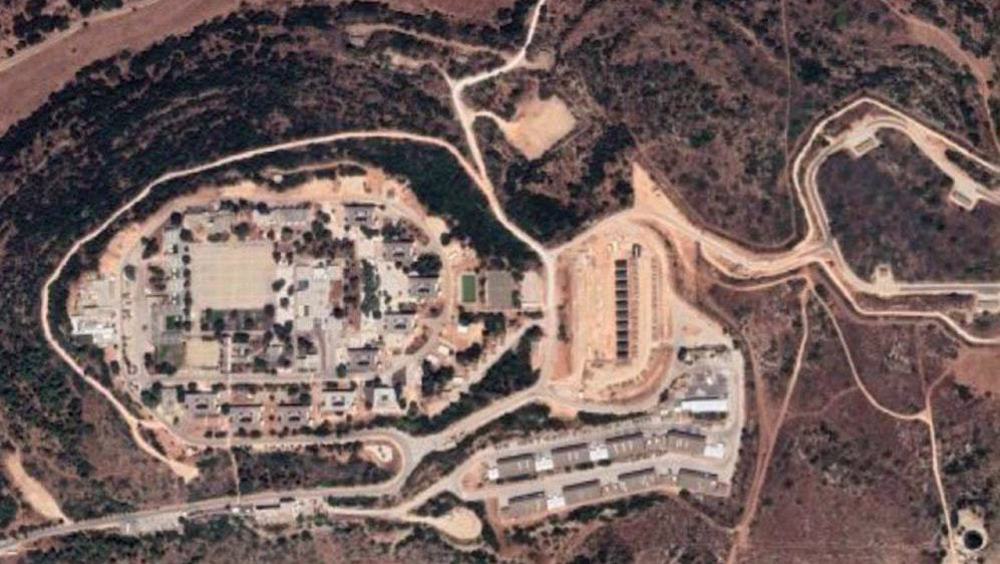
[163, 227, 183, 254]
[320, 390, 357, 415]
[70, 314, 118, 347]
[562, 480, 603, 506]
[228, 404, 263, 431]
[618, 468, 658, 492]
[383, 311, 415, 333]
[546, 493, 566, 511]
[184, 391, 220, 417]
[185, 210, 234, 237]
[253, 206, 311, 228]
[675, 469, 720, 495]
[502, 491, 546, 519]
[408, 276, 440, 299]
[275, 404, 310, 428]
[370, 387, 400, 414]
[679, 397, 729, 415]
[551, 443, 591, 469]
[488, 453, 536, 481]
[665, 430, 708, 456]
[534, 453, 554, 472]
[606, 432, 647, 460]
[383, 239, 415, 264]
[588, 442, 610, 463]
[346, 346, 379, 373]
[71, 275, 119, 347]
[344, 203, 377, 228]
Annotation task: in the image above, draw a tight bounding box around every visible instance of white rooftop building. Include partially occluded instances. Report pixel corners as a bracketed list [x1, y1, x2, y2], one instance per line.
[703, 443, 726, 459]
[679, 397, 729, 414]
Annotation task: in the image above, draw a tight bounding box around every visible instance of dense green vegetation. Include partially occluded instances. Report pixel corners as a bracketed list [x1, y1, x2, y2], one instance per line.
[233, 444, 392, 494]
[391, 326, 541, 436]
[327, 140, 538, 270]
[401, 401, 567, 498]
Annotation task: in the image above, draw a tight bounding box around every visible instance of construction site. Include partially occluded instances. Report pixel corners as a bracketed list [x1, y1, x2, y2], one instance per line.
[555, 221, 672, 403]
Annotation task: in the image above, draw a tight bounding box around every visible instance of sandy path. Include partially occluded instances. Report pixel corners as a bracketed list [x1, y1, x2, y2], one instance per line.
[411, 507, 482, 542]
[0, 0, 240, 135]
[3, 451, 69, 524]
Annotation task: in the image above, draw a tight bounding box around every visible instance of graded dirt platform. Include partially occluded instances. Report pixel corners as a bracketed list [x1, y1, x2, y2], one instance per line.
[491, 95, 576, 160]
[557, 218, 671, 402]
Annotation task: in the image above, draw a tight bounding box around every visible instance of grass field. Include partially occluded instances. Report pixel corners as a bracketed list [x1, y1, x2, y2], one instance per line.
[461, 274, 477, 304]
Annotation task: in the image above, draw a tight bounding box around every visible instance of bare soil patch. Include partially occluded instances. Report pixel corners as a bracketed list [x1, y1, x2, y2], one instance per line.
[418, 506, 483, 542]
[3, 450, 67, 523]
[489, 95, 577, 160]
[949, 345, 1000, 396]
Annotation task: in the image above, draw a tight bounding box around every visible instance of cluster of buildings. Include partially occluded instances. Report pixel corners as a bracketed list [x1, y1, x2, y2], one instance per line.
[501, 466, 726, 519]
[670, 346, 734, 418]
[69, 189, 549, 443]
[487, 427, 723, 483]
[160, 380, 405, 437]
[485, 414, 732, 521]
[484, 338, 743, 522]
[74, 197, 463, 439]
[69, 276, 120, 348]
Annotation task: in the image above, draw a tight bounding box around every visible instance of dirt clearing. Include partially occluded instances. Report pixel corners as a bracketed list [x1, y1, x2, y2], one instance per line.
[949, 346, 1000, 396]
[415, 506, 483, 542]
[4, 451, 69, 523]
[488, 95, 576, 160]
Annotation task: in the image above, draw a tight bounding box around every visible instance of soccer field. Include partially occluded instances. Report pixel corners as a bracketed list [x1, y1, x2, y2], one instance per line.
[189, 242, 276, 311]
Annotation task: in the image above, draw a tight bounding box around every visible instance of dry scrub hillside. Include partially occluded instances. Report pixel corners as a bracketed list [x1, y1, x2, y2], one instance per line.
[468, 0, 997, 248]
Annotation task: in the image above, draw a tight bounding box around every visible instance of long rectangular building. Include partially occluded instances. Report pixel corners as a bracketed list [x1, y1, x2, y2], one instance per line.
[502, 491, 547, 518]
[665, 429, 708, 456]
[562, 479, 604, 506]
[488, 453, 536, 481]
[551, 443, 591, 469]
[606, 432, 647, 460]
